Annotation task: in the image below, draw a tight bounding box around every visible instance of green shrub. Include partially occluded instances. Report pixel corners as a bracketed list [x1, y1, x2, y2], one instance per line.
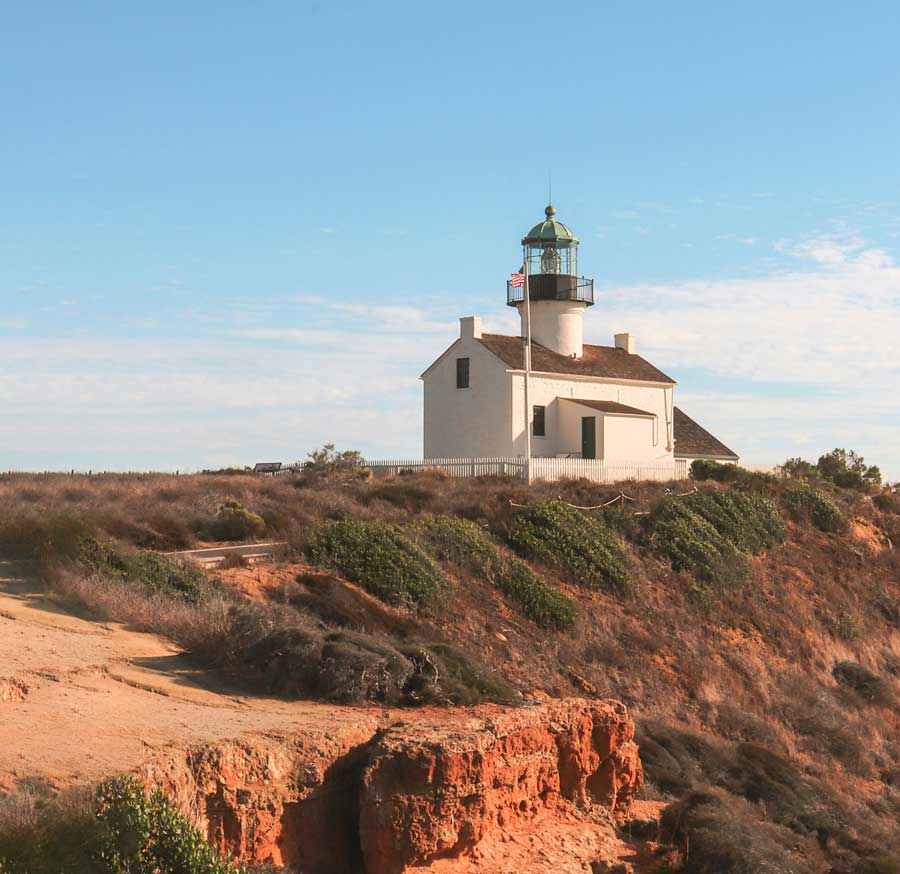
[297, 443, 370, 486]
[205, 499, 266, 541]
[643, 498, 749, 591]
[94, 777, 244, 874]
[308, 520, 448, 612]
[690, 461, 779, 490]
[492, 560, 577, 631]
[781, 483, 843, 532]
[79, 538, 217, 602]
[691, 459, 741, 482]
[417, 515, 577, 630]
[0, 776, 243, 874]
[417, 514, 496, 570]
[783, 457, 821, 480]
[816, 448, 881, 491]
[823, 608, 861, 641]
[644, 488, 783, 593]
[681, 489, 784, 554]
[508, 500, 633, 595]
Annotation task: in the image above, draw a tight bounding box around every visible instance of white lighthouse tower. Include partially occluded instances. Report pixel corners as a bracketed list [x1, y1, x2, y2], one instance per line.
[508, 204, 594, 358]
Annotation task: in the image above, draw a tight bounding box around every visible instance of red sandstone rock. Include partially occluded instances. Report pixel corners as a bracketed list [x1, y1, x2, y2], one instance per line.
[139, 698, 642, 874]
[358, 699, 642, 874]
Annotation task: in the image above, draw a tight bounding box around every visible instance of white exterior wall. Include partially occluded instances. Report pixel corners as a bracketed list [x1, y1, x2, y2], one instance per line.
[601, 414, 659, 461]
[422, 336, 511, 458]
[511, 373, 675, 461]
[517, 300, 587, 358]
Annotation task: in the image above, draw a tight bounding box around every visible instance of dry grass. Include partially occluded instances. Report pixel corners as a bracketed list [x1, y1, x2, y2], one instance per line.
[5, 469, 900, 870]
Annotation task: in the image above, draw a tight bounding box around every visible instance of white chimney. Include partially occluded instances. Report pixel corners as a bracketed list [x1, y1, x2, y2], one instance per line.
[460, 316, 482, 339]
[614, 332, 635, 354]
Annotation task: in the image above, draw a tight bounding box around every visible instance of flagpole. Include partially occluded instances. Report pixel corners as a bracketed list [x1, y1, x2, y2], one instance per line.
[523, 249, 533, 485]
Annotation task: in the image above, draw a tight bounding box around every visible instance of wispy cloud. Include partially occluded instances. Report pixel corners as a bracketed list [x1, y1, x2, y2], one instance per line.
[2, 231, 898, 476]
[596, 231, 900, 475]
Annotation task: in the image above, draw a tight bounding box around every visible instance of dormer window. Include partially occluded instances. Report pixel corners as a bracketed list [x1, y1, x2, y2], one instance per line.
[456, 357, 470, 389]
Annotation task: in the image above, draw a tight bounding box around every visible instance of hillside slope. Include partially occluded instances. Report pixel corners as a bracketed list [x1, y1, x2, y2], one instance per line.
[2, 469, 900, 872]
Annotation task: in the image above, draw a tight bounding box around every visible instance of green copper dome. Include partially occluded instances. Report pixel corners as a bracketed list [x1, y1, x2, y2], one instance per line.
[521, 204, 580, 246]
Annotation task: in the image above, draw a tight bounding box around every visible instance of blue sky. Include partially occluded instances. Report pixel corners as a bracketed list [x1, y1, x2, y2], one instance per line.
[2, 1, 899, 477]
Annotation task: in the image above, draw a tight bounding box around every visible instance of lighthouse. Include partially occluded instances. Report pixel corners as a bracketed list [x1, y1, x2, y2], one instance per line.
[420, 202, 737, 469]
[507, 204, 594, 358]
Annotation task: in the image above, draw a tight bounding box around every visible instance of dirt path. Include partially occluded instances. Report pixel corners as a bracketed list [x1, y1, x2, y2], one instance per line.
[0, 560, 386, 792]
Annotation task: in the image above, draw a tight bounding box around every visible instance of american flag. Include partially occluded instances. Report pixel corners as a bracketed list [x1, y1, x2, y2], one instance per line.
[509, 265, 525, 288]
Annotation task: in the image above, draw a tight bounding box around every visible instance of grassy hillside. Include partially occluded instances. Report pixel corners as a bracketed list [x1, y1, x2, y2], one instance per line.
[2, 465, 900, 872]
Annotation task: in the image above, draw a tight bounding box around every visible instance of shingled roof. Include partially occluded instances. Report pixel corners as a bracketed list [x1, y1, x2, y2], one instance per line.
[563, 398, 655, 417]
[476, 333, 676, 384]
[674, 407, 738, 460]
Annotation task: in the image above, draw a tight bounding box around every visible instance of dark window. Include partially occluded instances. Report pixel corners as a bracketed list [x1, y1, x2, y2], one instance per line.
[456, 357, 470, 389]
[533, 405, 546, 437]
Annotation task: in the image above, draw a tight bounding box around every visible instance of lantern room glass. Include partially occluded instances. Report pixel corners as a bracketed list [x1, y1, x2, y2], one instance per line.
[525, 240, 578, 277]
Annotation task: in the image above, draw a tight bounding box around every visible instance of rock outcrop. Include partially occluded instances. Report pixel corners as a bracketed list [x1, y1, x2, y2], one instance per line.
[140, 698, 642, 874]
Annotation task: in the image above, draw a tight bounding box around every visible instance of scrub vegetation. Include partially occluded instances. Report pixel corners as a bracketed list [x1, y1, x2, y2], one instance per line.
[416, 514, 578, 631]
[507, 499, 634, 595]
[0, 776, 244, 874]
[643, 489, 784, 593]
[781, 482, 844, 532]
[309, 519, 449, 613]
[2, 445, 899, 872]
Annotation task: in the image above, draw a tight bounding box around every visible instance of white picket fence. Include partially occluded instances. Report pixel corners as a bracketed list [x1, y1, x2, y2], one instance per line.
[365, 457, 527, 478]
[365, 457, 689, 484]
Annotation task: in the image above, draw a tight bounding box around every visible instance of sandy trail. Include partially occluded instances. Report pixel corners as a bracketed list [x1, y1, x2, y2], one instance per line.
[0, 560, 386, 792]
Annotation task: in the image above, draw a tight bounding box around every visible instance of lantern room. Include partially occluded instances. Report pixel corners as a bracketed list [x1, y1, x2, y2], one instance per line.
[506, 204, 594, 307]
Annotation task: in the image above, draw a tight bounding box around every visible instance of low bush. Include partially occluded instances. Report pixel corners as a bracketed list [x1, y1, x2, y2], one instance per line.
[643, 488, 783, 593]
[690, 460, 742, 482]
[822, 608, 862, 642]
[204, 499, 266, 541]
[874, 492, 900, 516]
[217, 601, 514, 705]
[641, 719, 900, 869]
[691, 460, 780, 490]
[399, 641, 517, 705]
[643, 499, 749, 592]
[781, 483, 843, 532]
[0, 512, 93, 561]
[417, 515, 577, 631]
[308, 520, 448, 612]
[79, 538, 217, 603]
[508, 500, 633, 595]
[774, 677, 871, 774]
[832, 661, 893, 706]
[683, 489, 784, 554]
[491, 560, 577, 631]
[366, 479, 442, 514]
[295, 443, 371, 487]
[417, 514, 496, 570]
[0, 776, 243, 874]
[660, 787, 817, 874]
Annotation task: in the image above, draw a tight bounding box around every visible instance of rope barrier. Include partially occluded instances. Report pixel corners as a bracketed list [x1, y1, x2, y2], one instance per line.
[508, 486, 698, 513]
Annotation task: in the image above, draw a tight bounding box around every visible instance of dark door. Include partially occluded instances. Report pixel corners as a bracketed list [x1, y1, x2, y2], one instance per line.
[581, 417, 596, 459]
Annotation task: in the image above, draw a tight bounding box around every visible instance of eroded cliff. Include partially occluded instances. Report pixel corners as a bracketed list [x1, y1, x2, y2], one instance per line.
[140, 698, 643, 874]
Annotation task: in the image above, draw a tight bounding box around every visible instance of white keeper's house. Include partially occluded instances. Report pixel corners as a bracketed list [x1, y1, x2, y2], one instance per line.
[421, 204, 737, 467]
